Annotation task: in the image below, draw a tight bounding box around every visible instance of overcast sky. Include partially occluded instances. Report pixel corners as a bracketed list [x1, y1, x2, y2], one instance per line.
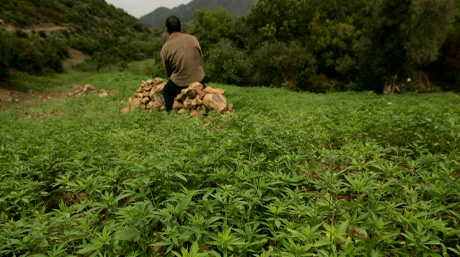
[105, 0, 191, 18]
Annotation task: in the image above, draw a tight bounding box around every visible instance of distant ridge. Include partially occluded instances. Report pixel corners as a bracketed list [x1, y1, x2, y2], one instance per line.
[140, 0, 257, 29]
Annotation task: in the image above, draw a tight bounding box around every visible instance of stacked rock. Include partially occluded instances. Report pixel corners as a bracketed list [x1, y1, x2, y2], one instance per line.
[123, 78, 233, 116]
[173, 82, 233, 117]
[123, 78, 166, 113]
[67, 84, 97, 98]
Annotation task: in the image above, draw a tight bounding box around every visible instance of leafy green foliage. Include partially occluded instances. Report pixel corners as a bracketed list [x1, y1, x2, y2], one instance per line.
[0, 0, 159, 80]
[245, 0, 310, 43]
[1, 29, 67, 75]
[192, 7, 235, 52]
[192, 0, 459, 92]
[428, 1, 460, 92]
[205, 39, 249, 86]
[0, 29, 10, 81]
[0, 67, 459, 255]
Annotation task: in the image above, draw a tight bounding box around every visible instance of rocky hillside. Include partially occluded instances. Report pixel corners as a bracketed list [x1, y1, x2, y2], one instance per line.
[0, 0, 160, 82]
[140, 0, 257, 29]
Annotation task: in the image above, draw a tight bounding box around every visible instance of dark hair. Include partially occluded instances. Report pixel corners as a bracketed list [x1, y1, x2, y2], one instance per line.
[166, 16, 181, 33]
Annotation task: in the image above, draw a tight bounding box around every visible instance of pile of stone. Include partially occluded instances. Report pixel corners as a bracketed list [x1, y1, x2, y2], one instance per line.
[67, 84, 96, 98]
[67, 84, 112, 98]
[122, 78, 166, 113]
[173, 82, 233, 117]
[123, 78, 233, 116]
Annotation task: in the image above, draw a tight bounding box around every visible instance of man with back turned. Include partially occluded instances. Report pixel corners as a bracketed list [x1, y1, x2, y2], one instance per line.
[161, 16, 205, 112]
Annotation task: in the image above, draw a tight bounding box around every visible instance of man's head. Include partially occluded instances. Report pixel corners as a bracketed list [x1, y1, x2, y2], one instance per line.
[165, 16, 181, 34]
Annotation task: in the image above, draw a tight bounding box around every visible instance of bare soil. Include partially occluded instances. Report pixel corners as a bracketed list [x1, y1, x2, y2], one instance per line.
[0, 88, 71, 109]
[0, 20, 70, 34]
[62, 48, 86, 70]
[0, 21, 86, 71]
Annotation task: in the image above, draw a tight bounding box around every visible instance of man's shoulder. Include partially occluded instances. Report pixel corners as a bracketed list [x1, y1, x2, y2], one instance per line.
[162, 33, 199, 53]
[174, 32, 197, 41]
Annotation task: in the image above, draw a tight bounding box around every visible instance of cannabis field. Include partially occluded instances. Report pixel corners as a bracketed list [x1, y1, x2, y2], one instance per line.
[1, 71, 460, 256]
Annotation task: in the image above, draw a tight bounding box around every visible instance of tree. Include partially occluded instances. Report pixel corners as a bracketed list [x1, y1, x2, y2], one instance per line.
[245, 0, 309, 44]
[360, 0, 457, 92]
[192, 7, 235, 51]
[427, 0, 460, 91]
[0, 29, 10, 81]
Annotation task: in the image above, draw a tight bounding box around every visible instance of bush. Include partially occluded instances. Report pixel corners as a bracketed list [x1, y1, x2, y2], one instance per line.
[0, 0, 160, 82]
[71, 38, 96, 55]
[3, 33, 65, 74]
[244, 41, 288, 87]
[122, 40, 159, 61]
[192, 7, 235, 52]
[205, 39, 249, 85]
[244, 41, 316, 90]
[0, 31, 10, 81]
[127, 59, 166, 78]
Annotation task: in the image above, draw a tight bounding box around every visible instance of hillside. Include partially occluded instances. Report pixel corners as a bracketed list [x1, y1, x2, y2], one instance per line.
[0, 0, 160, 82]
[140, 0, 258, 29]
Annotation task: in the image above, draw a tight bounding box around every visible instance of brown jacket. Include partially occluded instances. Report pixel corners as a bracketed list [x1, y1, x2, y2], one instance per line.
[161, 32, 205, 87]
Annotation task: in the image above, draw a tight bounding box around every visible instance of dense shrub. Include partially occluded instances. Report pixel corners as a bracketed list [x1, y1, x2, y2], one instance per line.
[122, 40, 159, 61]
[205, 39, 249, 85]
[71, 38, 97, 55]
[193, 1, 459, 92]
[2, 33, 65, 74]
[192, 7, 235, 52]
[242, 41, 317, 90]
[427, 6, 460, 92]
[127, 59, 166, 78]
[0, 0, 158, 81]
[0, 30, 10, 81]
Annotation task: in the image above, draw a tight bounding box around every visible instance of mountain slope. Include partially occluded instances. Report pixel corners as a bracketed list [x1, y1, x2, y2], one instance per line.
[140, 0, 257, 29]
[0, 0, 160, 81]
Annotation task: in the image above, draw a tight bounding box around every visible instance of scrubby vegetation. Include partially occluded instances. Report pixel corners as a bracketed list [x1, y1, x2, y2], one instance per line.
[1, 1, 460, 256]
[196, 0, 460, 92]
[2, 0, 460, 93]
[0, 0, 161, 80]
[0, 67, 459, 256]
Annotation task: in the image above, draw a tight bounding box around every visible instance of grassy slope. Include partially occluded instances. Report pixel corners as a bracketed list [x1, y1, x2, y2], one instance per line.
[1, 68, 460, 256]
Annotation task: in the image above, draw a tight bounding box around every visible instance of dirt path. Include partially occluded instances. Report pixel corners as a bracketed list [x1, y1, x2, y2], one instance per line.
[0, 21, 87, 71]
[0, 87, 70, 120]
[0, 88, 71, 109]
[0, 21, 70, 35]
[62, 48, 86, 70]
[0, 82, 114, 110]
[21, 24, 70, 34]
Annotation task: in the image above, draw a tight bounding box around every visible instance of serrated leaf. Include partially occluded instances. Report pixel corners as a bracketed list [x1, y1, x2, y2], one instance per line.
[141, 176, 151, 184]
[448, 246, 460, 255]
[426, 240, 441, 245]
[153, 241, 172, 247]
[206, 216, 221, 225]
[174, 172, 187, 182]
[449, 210, 460, 219]
[76, 244, 99, 254]
[322, 222, 332, 232]
[116, 227, 141, 241]
[313, 238, 330, 247]
[114, 192, 135, 202]
[275, 219, 281, 229]
[337, 220, 349, 235]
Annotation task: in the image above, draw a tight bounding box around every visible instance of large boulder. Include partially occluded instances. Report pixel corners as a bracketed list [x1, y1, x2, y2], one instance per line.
[203, 94, 227, 113]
